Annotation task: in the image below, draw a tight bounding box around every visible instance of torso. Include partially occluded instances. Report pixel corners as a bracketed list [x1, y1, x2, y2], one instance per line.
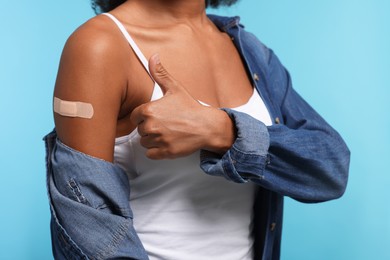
[101, 10, 272, 259]
[114, 80, 271, 260]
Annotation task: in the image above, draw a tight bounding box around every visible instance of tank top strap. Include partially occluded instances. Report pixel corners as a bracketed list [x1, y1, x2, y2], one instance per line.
[102, 13, 163, 101]
[102, 13, 151, 77]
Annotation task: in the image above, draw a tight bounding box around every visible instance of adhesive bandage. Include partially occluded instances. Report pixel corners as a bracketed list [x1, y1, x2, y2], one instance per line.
[53, 97, 94, 119]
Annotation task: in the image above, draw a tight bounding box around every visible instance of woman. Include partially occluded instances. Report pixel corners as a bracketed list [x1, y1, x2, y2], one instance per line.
[44, 0, 350, 259]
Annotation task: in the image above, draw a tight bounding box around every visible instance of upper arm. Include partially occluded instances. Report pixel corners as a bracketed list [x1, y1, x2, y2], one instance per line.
[53, 18, 127, 162]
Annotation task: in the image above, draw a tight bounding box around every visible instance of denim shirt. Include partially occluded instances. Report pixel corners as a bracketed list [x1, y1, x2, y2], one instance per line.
[44, 14, 350, 260]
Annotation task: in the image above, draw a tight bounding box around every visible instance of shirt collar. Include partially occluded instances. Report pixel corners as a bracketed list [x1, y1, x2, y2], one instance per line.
[207, 14, 242, 32]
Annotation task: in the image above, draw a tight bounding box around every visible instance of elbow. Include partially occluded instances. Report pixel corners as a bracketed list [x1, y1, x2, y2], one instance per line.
[326, 140, 351, 200]
[325, 129, 351, 200]
[329, 147, 350, 200]
[294, 179, 348, 204]
[323, 170, 348, 202]
[294, 181, 347, 204]
[298, 148, 351, 203]
[315, 135, 351, 202]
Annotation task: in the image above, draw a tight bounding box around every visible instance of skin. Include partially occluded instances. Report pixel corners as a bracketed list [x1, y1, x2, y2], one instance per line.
[54, 0, 254, 162]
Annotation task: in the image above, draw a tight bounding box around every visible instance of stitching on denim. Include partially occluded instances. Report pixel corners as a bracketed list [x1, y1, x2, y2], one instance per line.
[232, 143, 268, 157]
[94, 219, 132, 260]
[231, 30, 279, 121]
[221, 152, 246, 183]
[68, 178, 90, 205]
[53, 217, 89, 259]
[96, 203, 133, 219]
[46, 142, 89, 259]
[229, 147, 267, 180]
[57, 137, 128, 175]
[222, 17, 239, 32]
[57, 138, 115, 165]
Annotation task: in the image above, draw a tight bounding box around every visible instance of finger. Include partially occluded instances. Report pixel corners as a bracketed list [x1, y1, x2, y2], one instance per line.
[146, 148, 183, 160]
[146, 147, 168, 160]
[149, 53, 181, 95]
[130, 103, 154, 125]
[137, 120, 160, 137]
[136, 121, 147, 137]
[130, 105, 144, 125]
[139, 134, 160, 149]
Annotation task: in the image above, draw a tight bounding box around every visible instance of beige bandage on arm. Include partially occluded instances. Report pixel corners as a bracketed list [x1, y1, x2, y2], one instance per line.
[53, 97, 94, 119]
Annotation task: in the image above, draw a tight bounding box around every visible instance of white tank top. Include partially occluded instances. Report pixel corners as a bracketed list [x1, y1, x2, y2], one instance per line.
[104, 13, 273, 260]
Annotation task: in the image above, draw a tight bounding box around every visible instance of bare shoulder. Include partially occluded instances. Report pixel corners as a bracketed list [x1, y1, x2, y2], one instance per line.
[54, 15, 129, 162]
[61, 14, 128, 77]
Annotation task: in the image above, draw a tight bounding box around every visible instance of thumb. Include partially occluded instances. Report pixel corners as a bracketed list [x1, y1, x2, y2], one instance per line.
[149, 53, 180, 95]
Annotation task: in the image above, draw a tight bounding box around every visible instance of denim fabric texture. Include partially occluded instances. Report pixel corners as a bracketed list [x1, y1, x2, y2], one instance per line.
[44, 14, 350, 260]
[45, 131, 148, 260]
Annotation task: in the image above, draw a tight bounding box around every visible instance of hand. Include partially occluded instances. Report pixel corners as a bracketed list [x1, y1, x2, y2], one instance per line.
[130, 54, 235, 159]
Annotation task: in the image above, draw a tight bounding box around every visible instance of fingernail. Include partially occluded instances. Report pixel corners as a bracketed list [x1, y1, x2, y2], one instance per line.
[153, 54, 160, 65]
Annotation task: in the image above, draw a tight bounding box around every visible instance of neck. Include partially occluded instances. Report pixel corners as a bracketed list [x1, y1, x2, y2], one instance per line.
[119, 0, 208, 26]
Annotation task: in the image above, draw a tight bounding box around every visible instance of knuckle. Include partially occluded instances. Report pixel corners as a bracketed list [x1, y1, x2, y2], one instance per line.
[141, 104, 155, 117]
[166, 146, 179, 159]
[155, 64, 169, 78]
[146, 150, 162, 160]
[145, 150, 154, 159]
[158, 135, 169, 145]
[137, 126, 144, 136]
[145, 123, 160, 135]
[139, 137, 148, 147]
[129, 108, 139, 123]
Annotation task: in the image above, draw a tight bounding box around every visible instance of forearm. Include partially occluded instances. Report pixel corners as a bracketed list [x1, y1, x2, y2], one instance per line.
[264, 123, 350, 202]
[199, 46, 351, 202]
[200, 109, 350, 202]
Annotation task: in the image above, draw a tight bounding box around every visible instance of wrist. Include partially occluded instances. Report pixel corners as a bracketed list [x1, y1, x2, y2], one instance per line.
[202, 108, 236, 154]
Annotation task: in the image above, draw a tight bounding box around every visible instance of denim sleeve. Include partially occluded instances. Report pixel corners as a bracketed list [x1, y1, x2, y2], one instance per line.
[44, 132, 148, 260]
[200, 52, 350, 203]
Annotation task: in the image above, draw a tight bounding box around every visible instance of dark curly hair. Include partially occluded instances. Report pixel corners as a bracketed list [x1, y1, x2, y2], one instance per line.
[91, 0, 238, 14]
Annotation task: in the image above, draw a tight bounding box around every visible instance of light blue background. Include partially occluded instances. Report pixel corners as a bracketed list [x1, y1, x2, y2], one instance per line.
[1, 0, 388, 259]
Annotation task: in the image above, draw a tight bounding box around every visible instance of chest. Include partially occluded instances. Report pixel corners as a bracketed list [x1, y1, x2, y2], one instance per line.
[116, 24, 255, 137]
[128, 28, 253, 107]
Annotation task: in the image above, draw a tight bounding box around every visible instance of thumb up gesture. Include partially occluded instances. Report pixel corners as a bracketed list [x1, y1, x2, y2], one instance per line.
[130, 54, 235, 159]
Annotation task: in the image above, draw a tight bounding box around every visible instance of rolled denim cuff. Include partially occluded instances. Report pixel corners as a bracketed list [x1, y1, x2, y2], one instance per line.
[200, 108, 270, 182]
